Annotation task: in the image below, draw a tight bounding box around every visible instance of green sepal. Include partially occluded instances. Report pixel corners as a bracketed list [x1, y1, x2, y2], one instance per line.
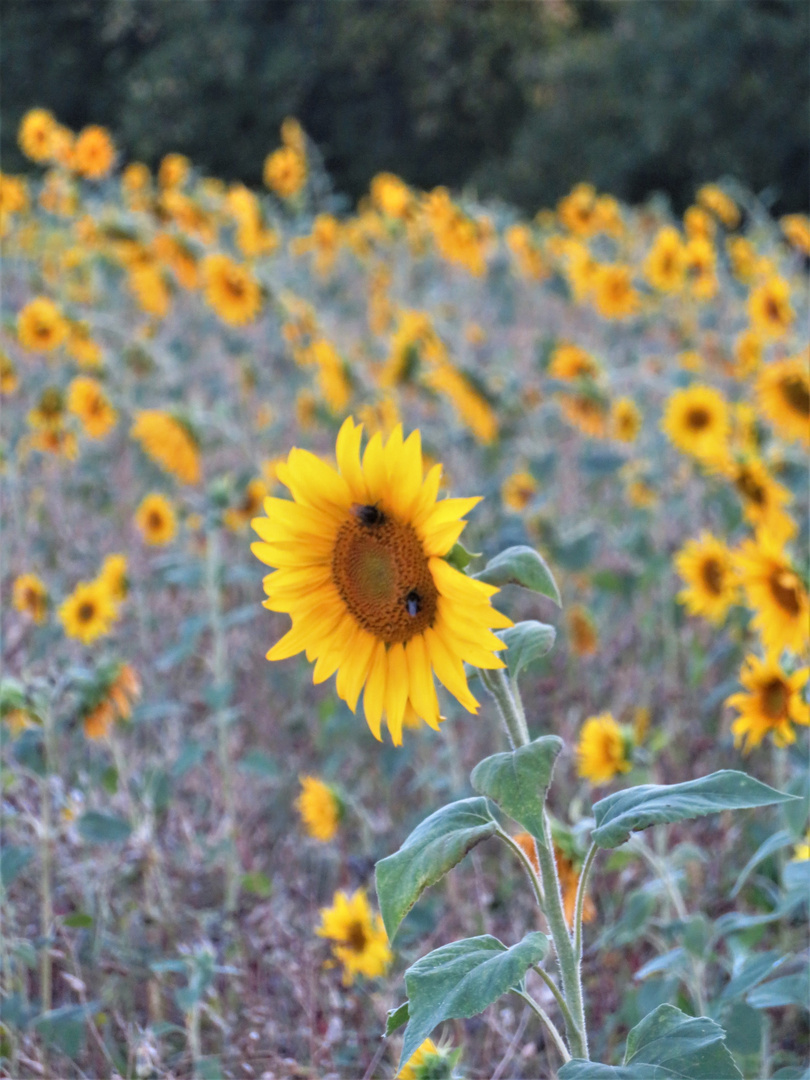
[445, 541, 481, 571]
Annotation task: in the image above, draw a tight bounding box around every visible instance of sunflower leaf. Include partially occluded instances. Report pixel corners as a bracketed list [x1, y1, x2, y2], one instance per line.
[474, 545, 561, 605]
[470, 736, 563, 841]
[400, 933, 549, 1066]
[498, 621, 556, 678]
[559, 1004, 741, 1079]
[385, 1001, 409, 1035]
[375, 798, 498, 941]
[591, 771, 795, 849]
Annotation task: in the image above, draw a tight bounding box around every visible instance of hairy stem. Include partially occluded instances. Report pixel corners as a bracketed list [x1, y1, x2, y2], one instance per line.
[574, 842, 599, 963]
[513, 989, 571, 1064]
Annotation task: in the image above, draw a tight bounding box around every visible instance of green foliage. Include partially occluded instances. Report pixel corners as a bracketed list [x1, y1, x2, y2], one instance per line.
[375, 798, 498, 941]
[474, 545, 561, 605]
[559, 1004, 741, 1079]
[498, 621, 557, 678]
[400, 932, 549, 1066]
[76, 811, 133, 844]
[470, 736, 562, 841]
[591, 771, 795, 849]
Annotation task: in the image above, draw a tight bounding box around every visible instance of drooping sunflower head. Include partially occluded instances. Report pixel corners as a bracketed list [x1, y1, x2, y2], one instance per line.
[756, 354, 810, 447]
[295, 775, 341, 842]
[252, 417, 511, 745]
[576, 712, 632, 785]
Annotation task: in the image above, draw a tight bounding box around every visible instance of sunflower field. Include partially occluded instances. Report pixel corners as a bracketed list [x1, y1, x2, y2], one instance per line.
[1, 109, 808, 1080]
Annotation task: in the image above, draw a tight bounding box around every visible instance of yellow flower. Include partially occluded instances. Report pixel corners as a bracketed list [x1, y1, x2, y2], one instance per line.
[224, 478, 268, 532]
[251, 417, 511, 746]
[67, 321, 103, 368]
[727, 458, 796, 545]
[17, 297, 68, 352]
[734, 537, 809, 655]
[610, 397, 642, 442]
[548, 343, 601, 381]
[626, 477, 657, 509]
[684, 237, 718, 299]
[28, 386, 65, 429]
[202, 254, 262, 326]
[131, 410, 201, 485]
[684, 205, 716, 241]
[263, 145, 307, 199]
[592, 263, 640, 319]
[295, 775, 341, 842]
[18, 108, 56, 162]
[756, 354, 810, 446]
[674, 533, 738, 624]
[661, 384, 730, 462]
[558, 182, 599, 236]
[12, 573, 49, 624]
[135, 493, 177, 546]
[83, 700, 116, 741]
[567, 604, 598, 657]
[122, 161, 151, 195]
[158, 153, 190, 190]
[734, 329, 762, 378]
[99, 554, 128, 601]
[72, 126, 115, 180]
[397, 1039, 443, 1080]
[370, 172, 414, 219]
[781, 214, 810, 255]
[696, 184, 740, 229]
[128, 265, 171, 319]
[748, 276, 794, 339]
[316, 888, 392, 985]
[67, 376, 117, 439]
[560, 391, 609, 439]
[59, 579, 118, 644]
[423, 363, 498, 445]
[644, 227, 686, 292]
[727, 653, 809, 752]
[791, 834, 810, 862]
[0, 352, 18, 395]
[576, 713, 632, 785]
[727, 237, 759, 284]
[502, 470, 538, 512]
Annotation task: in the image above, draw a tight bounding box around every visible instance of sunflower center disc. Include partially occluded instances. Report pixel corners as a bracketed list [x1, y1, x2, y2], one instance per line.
[346, 919, 368, 953]
[701, 557, 724, 595]
[332, 513, 438, 644]
[781, 375, 810, 416]
[763, 678, 789, 720]
[770, 570, 801, 616]
[686, 407, 710, 431]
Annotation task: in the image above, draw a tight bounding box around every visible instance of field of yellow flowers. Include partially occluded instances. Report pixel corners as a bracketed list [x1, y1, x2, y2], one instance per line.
[1, 108, 808, 1079]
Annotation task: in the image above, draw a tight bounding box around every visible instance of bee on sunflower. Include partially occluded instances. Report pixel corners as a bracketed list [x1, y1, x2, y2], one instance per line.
[251, 417, 511, 746]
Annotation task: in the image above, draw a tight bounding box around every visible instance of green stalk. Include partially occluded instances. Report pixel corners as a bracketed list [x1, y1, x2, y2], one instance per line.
[513, 989, 571, 1064]
[39, 699, 55, 1015]
[205, 527, 239, 915]
[573, 842, 599, 963]
[480, 669, 589, 1060]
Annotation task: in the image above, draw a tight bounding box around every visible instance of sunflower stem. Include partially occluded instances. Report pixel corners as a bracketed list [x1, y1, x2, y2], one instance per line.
[573, 842, 598, 964]
[480, 668, 589, 1059]
[205, 526, 239, 916]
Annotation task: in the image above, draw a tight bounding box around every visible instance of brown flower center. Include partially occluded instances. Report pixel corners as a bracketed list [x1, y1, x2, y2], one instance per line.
[148, 510, 164, 530]
[225, 273, 246, 300]
[769, 569, 801, 616]
[735, 468, 766, 506]
[332, 510, 437, 644]
[345, 919, 368, 953]
[762, 677, 789, 720]
[780, 375, 810, 417]
[701, 557, 724, 596]
[77, 601, 96, 623]
[686, 406, 711, 431]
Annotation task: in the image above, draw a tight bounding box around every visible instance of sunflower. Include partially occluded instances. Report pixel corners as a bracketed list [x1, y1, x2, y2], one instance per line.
[661, 384, 730, 462]
[131, 410, 201, 485]
[295, 776, 341, 842]
[128, 265, 171, 319]
[685, 237, 718, 299]
[592, 263, 640, 319]
[644, 226, 686, 292]
[0, 352, 18, 395]
[501, 470, 538, 512]
[17, 297, 68, 352]
[734, 329, 763, 378]
[18, 108, 56, 163]
[370, 172, 414, 219]
[576, 713, 632, 785]
[610, 397, 642, 442]
[135, 493, 177, 546]
[756, 355, 810, 446]
[567, 604, 598, 656]
[727, 237, 759, 284]
[99, 554, 128, 601]
[674, 533, 738, 624]
[158, 153, 190, 190]
[560, 391, 609, 439]
[548, 343, 601, 381]
[557, 182, 599, 236]
[397, 1040, 444, 1080]
[67, 376, 117, 439]
[727, 653, 809, 752]
[734, 536, 809, 655]
[316, 888, 392, 986]
[202, 254, 262, 326]
[696, 184, 740, 229]
[251, 417, 511, 746]
[59, 579, 118, 644]
[263, 145, 307, 199]
[781, 214, 810, 255]
[12, 573, 49, 623]
[748, 276, 794, 339]
[424, 362, 498, 445]
[224, 478, 269, 532]
[67, 321, 103, 368]
[728, 458, 796, 545]
[72, 125, 115, 180]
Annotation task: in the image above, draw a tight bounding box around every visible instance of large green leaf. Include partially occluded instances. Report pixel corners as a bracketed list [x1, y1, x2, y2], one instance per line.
[559, 1004, 741, 1079]
[0, 845, 35, 889]
[375, 798, 498, 941]
[77, 811, 133, 844]
[470, 736, 563, 841]
[474, 545, 561, 605]
[591, 771, 794, 849]
[746, 973, 810, 1011]
[498, 621, 557, 678]
[400, 933, 549, 1065]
